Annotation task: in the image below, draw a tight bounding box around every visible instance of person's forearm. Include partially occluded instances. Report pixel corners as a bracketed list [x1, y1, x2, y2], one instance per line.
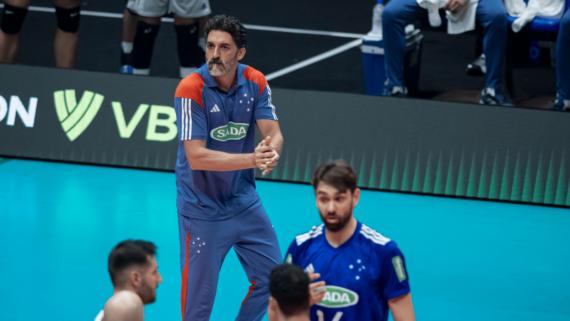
[270, 132, 284, 155]
[186, 148, 255, 171]
[388, 293, 416, 321]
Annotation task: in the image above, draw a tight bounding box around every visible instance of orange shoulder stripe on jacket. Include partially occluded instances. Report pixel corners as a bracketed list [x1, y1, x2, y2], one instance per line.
[243, 66, 268, 96]
[175, 73, 205, 107]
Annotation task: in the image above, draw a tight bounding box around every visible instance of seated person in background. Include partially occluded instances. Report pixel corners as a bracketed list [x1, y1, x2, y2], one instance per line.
[0, 0, 81, 69]
[382, 0, 509, 106]
[95, 240, 163, 321]
[552, 9, 569, 111]
[268, 264, 326, 321]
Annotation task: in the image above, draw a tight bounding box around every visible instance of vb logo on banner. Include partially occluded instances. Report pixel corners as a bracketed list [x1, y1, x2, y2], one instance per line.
[54, 89, 177, 142]
[54, 90, 104, 142]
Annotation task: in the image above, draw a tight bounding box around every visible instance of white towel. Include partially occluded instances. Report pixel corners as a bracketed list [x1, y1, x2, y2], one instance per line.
[505, 0, 566, 32]
[417, 0, 446, 27]
[416, 0, 479, 34]
[446, 0, 479, 34]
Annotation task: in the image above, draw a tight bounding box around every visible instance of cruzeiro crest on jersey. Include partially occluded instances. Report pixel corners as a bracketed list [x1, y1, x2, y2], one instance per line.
[316, 285, 359, 308]
[210, 122, 249, 141]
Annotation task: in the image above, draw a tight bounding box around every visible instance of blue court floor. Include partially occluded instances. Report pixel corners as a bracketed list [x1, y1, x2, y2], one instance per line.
[1, 158, 569, 321]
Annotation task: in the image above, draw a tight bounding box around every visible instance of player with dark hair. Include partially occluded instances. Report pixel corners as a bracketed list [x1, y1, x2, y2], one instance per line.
[94, 240, 163, 321]
[268, 264, 327, 321]
[174, 14, 283, 321]
[284, 160, 416, 321]
[0, 0, 81, 68]
[268, 264, 310, 321]
[125, 0, 210, 77]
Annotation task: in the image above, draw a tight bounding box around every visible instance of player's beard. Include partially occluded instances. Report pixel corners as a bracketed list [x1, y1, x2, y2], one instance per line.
[137, 277, 157, 305]
[319, 200, 354, 232]
[207, 54, 237, 76]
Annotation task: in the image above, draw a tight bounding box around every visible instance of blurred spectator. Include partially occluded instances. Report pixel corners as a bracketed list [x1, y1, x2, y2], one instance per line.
[382, 0, 509, 105]
[552, 9, 569, 111]
[124, 0, 210, 78]
[0, 0, 81, 69]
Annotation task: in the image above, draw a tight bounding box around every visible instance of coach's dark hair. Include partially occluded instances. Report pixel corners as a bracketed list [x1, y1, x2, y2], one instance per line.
[204, 15, 247, 49]
[108, 240, 156, 286]
[312, 159, 357, 193]
[269, 264, 310, 317]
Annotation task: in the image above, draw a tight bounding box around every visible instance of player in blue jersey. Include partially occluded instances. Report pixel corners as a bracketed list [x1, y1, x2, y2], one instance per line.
[285, 160, 416, 321]
[173, 15, 283, 321]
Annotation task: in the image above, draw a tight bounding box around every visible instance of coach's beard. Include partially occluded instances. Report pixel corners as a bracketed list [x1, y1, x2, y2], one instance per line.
[208, 57, 235, 76]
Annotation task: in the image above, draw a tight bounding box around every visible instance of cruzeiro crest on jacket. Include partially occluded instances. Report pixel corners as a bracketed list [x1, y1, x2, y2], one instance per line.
[210, 122, 249, 141]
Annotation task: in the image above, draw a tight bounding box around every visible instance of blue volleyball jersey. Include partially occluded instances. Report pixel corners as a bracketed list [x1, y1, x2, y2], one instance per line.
[285, 221, 411, 321]
[173, 63, 277, 220]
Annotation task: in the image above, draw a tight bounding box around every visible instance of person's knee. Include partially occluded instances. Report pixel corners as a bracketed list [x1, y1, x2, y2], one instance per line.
[54, 0, 81, 8]
[382, 4, 401, 25]
[487, 10, 508, 30]
[139, 15, 161, 25]
[55, 6, 81, 33]
[560, 12, 570, 29]
[4, 0, 30, 7]
[0, 4, 28, 35]
[174, 14, 196, 26]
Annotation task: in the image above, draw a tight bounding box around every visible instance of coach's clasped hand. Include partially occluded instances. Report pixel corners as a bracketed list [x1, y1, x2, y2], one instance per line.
[253, 136, 280, 176]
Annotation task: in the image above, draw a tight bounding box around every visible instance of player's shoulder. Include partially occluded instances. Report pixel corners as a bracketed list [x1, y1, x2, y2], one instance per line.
[94, 310, 104, 321]
[175, 70, 206, 106]
[359, 223, 393, 247]
[242, 65, 268, 95]
[293, 224, 324, 247]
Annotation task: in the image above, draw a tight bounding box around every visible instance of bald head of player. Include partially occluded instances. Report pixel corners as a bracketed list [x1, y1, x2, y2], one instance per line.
[268, 264, 311, 321]
[102, 240, 163, 321]
[203, 15, 247, 80]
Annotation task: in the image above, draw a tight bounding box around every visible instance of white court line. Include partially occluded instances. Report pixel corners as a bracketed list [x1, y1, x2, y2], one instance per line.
[0, 4, 366, 39]
[265, 39, 362, 81]
[243, 25, 364, 39]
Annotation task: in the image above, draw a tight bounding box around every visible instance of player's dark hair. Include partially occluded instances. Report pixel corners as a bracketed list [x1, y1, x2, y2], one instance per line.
[312, 159, 357, 193]
[269, 264, 310, 317]
[204, 15, 247, 49]
[108, 240, 156, 286]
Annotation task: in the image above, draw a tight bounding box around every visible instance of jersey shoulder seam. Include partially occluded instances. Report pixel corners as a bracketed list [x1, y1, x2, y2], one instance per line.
[295, 224, 324, 246]
[175, 72, 205, 107]
[243, 65, 267, 96]
[360, 224, 391, 246]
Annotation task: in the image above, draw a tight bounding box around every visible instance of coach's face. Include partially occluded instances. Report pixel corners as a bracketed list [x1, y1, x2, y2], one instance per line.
[137, 255, 163, 304]
[206, 30, 246, 77]
[315, 182, 360, 232]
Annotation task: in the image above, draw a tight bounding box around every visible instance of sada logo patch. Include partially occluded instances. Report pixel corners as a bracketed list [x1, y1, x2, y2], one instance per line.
[316, 286, 359, 308]
[210, 122, 249, 141]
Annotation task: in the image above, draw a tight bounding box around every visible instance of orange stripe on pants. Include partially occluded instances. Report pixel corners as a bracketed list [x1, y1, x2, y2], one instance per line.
[181, 233, 190, 321]
[241, 281, 257, 306]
